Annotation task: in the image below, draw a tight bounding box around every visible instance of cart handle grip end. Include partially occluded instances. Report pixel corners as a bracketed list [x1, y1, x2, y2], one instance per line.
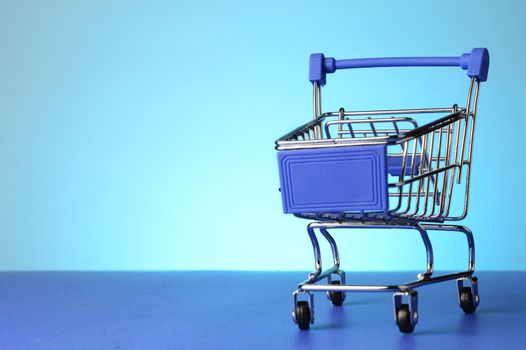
[309, 48, 489, 86]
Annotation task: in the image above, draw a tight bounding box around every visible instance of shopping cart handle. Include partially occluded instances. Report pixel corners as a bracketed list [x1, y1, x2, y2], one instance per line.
[309, 48, 489, 86]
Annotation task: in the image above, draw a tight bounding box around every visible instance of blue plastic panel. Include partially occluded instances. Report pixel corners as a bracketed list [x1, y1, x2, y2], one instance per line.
[277, 145, 388, 214]
[387, 154, 421, 177]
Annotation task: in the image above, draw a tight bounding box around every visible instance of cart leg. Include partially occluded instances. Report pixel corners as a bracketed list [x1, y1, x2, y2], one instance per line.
[319, 228, 342, 272]
[304, 224, 344, 283]
[420, 224, 475, 273]
[320, 229, 346, 304]
[415, 224, 434, 281]
[305, 223, 323, 281]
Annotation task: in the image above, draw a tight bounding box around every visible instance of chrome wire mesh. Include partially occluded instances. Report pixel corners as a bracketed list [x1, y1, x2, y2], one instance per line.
[276, 79, 480, 223]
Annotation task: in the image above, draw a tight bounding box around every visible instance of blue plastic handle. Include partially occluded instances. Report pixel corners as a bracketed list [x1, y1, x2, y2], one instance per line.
[309, 48, 489, 86]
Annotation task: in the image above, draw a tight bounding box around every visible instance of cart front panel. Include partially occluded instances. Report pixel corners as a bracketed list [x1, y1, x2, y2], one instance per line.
[278, 145, 388, 214]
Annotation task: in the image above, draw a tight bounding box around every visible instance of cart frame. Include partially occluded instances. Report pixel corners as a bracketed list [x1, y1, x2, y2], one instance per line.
[276, 48, 489, 333]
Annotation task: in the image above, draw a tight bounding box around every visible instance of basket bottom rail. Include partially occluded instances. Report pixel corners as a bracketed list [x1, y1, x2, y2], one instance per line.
[299, 270, 474, 293]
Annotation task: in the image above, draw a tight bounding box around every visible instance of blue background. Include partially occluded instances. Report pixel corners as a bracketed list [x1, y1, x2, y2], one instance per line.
[0, 0, 522, 271]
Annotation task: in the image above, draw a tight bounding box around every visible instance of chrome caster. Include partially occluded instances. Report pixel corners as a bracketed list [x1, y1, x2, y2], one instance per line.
[457, 277, 479, 314]
[292, 290, 314, 330]
[393, 290, 418, 334]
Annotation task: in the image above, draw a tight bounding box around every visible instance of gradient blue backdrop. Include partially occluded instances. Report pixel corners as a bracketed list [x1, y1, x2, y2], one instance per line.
[0, 1, 522, 271]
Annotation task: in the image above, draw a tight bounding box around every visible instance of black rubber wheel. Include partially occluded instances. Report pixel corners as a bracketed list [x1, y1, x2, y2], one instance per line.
[295, 301, 311, 330]
[396, 304, 415, 334]
[460, 287, 477, 314]
[329, 281, 345, 306]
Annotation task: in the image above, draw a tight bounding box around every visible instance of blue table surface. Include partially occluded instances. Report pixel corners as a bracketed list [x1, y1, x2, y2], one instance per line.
[1, 271, 525, 350]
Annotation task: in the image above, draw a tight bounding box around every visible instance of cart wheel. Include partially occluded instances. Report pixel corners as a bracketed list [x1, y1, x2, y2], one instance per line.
[329, 281, 345, 306]
[459, 287, 477, 314]
[295, 301, 311, 330]
[396, 304, 415, 333]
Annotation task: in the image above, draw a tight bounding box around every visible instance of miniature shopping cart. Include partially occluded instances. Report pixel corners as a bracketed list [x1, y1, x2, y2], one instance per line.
[276, 48, 489, 333]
